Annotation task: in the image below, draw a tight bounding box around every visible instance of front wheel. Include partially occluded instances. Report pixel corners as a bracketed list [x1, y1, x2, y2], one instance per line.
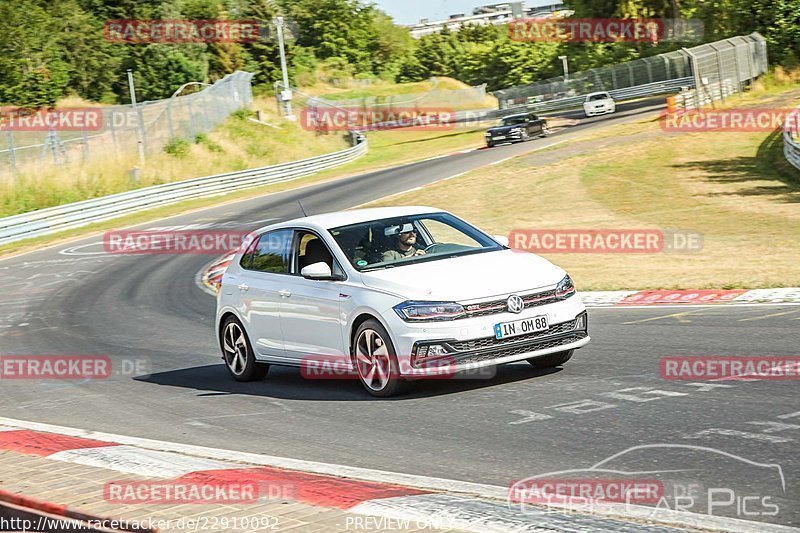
[353, 319, 405, 397]
[540, 124, 550, 137]
[527, 349, 573, 369]
[486, 142, 495, 148]
[221, 317, 269, 382]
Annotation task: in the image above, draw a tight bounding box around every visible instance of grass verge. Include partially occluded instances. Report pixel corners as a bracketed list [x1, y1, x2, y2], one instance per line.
[365, 90, 800, 290]
[0, 120, 491, 259]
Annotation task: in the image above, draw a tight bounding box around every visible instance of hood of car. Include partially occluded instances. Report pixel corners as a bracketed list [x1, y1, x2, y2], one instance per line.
[358, 249, 566, 302]
[486, 125, 520, 134]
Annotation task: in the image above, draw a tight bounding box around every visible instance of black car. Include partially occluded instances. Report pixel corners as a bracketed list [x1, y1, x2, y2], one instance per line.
[484, 112, 549, 147]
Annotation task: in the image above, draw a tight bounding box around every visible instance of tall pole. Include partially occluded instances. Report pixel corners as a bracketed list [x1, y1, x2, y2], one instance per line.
[128, 69, 146, 164]
[558, 55, 569, 82]
[276, 17, 294, 120]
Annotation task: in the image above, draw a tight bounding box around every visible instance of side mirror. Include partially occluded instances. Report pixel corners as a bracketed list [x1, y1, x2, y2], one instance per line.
[493, 235, 510, 247]
[301, 262, 343, 280]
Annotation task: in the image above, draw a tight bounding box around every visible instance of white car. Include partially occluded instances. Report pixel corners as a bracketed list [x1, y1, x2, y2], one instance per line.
[583, 92, 616, 117]
[215, 207, 589, 397]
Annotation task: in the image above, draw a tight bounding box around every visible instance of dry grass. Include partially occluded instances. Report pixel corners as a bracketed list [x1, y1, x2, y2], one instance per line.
[365, 91, 800, 290]
[0, 101, 349, 217]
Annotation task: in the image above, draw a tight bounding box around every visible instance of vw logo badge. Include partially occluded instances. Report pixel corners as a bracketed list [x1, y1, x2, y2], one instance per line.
[507, 294, 524, 314]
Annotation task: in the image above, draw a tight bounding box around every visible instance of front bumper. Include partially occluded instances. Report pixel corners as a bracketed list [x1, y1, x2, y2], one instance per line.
[486, 131, 523, 143]
[585, 105, 613, 116]
[384, 294, 589, 376]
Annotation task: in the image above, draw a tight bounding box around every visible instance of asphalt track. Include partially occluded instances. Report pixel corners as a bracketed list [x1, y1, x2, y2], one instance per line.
[1, 97, 797, 529]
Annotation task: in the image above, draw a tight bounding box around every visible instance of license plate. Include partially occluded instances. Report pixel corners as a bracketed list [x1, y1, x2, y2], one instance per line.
[494, 135, 506, 140]
[494, 315, 549, 339]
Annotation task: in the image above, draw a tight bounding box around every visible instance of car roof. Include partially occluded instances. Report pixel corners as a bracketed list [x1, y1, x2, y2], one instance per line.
[586, 91, 610, 96]
[256, 206, 447, 233]
[503, 113, 529, 120]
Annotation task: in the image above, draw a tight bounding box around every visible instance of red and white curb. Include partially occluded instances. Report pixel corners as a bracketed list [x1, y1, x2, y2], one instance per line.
[0, 418, 796, 533]
[580, 288, 800, 307]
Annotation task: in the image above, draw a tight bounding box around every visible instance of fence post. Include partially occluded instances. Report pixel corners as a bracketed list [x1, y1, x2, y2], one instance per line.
[708, 44, 725, 101]
[82, 128, 89, 160]
[727, 39, 743, 93]
[682, 48, 703, 110]
[6, 131, 16, 176]
[136, 104, 147, 156]
[166, 101, 175, 140]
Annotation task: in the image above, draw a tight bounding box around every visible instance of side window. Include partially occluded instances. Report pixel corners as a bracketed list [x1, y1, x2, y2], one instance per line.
[244, 229, 293, 274]
[295, 230, 346, 279]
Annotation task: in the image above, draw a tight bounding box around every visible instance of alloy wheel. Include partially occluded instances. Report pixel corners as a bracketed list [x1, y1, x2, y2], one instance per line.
[355, 329, 392, 391]
[223, 322, 248, 376]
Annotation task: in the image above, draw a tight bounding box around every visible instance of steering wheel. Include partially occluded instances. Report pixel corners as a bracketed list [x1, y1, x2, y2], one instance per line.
[424, 243, 438, 253]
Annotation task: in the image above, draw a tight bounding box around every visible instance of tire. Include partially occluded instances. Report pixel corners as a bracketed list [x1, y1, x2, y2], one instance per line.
[352, 319, 405, 397]
[520, 129, 530, 141]
[486, 142, 495, 148]
[220, 317, 269, 382]
[539, 124, 550, 137]
[527, 349, 573, 369]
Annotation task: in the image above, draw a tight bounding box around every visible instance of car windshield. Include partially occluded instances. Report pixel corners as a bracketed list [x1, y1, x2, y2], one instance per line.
[501, 116, 527, 126]
[587, 93, 609, 101]
[329, 212, 502, 271]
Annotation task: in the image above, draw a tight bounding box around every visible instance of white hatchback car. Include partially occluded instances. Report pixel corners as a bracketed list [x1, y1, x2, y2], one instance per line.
[216, 207, 589, 396]
[583, 91, 616, 117]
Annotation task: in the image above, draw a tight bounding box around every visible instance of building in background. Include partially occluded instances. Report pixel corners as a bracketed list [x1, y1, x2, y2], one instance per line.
[407, 1, 571, 38]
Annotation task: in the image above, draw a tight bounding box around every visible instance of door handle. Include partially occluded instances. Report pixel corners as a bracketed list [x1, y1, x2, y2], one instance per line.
[278, 289, 292, 298]
[238, 283, 249, 292]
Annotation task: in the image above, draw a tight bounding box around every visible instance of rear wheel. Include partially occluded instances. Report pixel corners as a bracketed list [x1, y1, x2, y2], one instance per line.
[527, 349, 573, 369]
[221, 317, 269, 382]
[353, 319, 405, 397]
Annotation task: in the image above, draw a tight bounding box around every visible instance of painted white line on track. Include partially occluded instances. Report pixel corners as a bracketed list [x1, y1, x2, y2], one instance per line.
[0, 418, 796, 533]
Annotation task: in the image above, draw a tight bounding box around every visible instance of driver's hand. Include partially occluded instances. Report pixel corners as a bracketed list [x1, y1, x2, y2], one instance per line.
[415, 249, 426, 256]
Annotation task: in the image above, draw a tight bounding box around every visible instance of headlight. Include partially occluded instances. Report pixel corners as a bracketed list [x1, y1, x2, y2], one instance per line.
[393, 301, 466, 321]
[484, 132, 492, 137]
[555, 274, 576, 299]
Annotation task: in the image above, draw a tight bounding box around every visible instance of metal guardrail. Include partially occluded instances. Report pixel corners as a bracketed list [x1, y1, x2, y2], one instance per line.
[500, 77, 694, 114]
[784, 107, 800, 172]
[0, 140, 368, 246]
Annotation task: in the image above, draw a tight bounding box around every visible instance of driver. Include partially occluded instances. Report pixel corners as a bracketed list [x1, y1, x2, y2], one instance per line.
[382, 224, 426, 261]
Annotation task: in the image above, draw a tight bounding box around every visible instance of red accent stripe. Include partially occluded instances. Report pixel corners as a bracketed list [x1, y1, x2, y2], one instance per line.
[178, 467, 431, 509]
[0, 488, 156, 532]
[0, 430, 117, 456]
[0, 488, 67, 516]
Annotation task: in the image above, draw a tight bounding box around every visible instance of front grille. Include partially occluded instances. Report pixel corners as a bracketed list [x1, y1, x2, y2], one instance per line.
[456, 333, 586, 365]
[447, 319, 578, 351]
[462, 288, 560, 318]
